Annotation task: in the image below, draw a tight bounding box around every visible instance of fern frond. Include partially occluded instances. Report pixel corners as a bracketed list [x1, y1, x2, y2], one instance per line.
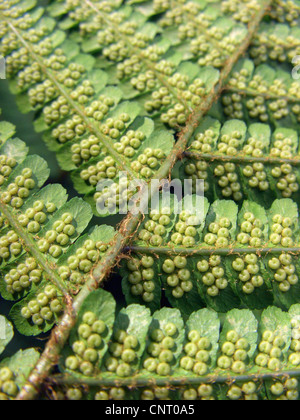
[221, 58, 300, 127]
[45, 290, 300, 400]
[0, 119, 117, 337]
[121, 195, 300, 314]
[1, 0, 289, 402]
[175, 117, 300, 204]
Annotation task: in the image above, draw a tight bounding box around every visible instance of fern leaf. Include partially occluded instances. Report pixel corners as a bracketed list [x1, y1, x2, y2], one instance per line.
[121, 195, 300, 314]
[0, 315, 14, 356]
[176, 117, 300, 205]
[0, 121, 116, 336]
[46, 291, 300, 401]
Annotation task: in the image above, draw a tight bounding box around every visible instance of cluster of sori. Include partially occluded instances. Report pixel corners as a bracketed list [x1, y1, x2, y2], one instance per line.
[60, 384, 215, 401]
[20, 285, 63, 327]
[153, 0, 181, 13]
[131, 71, 161, 94]
[190, 129, 216, 154]
[100, 114, 131, 139]
[46, 88, 112, 129]
[113, 130, 146, 157]
[131, 147, 166, 179]
[217, 330, 250, 374]
[243, 135, 264, 158]
[116, 55, 143, 81]
[4, 257, 43, 295]
[221, 0, 261, 24]
[17, 200, 57, 237]
[197, 256, 228, 297]
[0, 230, 22, 261]
[180, 330, 212, 376]
[289, 316, 300, 367]
[126, 255, 156, 304]
[37, 212, 76, 258]
[138, 207, 172, 246]
[222, 69, 250, 120]
[255, 330, 286, 371]
[143, 322, 179, 376]
[270, 0, 300, 26]
[237, 212, 264, 247]
[184, 160, 209, 193]
[232, 254, 264, 295]
[103, 40, 131, 63]
[181, 384, 215, 401]
[270, 132, 295, 159]
[58, 240, 108, 286]
[1, 167, 36, 209]
[0, 367, 18, 400]
[52, 376, 299, 400]
[214, 163, 243, 201]
[162, 257, 193, 299]
[269, 378, 299, 401]
[250, 28, 300, 66]
[268, 253, 298, 293]
[93, 175, 133, 215]
[33, 61, 86, 108]
[225, 68, 300, 122]
[226, 382, 259, 401]
[189, 34, 226, 69]
[71, 135, 105, 167]
[160, 103, 188, 129]
[204, 218, 232, 247]
[217, 131, 243, 156]
[271, 163, 299, 198]
[140, 386, 172, 400]
[44, 80, 95, 127]
[52, 100, 120, 146]
[242, 161, 269, 193]
[171, 210, 200, 247]
[15, 38, 50, 89]
[0, 154, 17, 186]
[63, 386, 128, 401]
[269, 215, 294, 247]
[105, 329, 140, 378]
[94, 387, 127, 401]
[65, 312, 108, 376]
[80, 157, 117, 188]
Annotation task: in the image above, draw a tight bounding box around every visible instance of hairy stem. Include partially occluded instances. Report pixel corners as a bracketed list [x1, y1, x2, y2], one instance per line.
[50, 367, 300, 388]
[184, 151, 300, 166]
[125, 245, 300, 257]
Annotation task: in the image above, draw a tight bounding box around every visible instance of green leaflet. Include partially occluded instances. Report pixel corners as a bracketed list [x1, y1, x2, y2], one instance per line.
[57, 225, 116, 269]
[103, 304, 152, 374]
[219, 309, 258, 362]
[54, 297, 300, 383]
[9, 282, 63, 336]
[163, 254, 205, 320]
[0, 316, 14, 356]
[122, 197, 300, 314]
[259, 306, 292, 357]
[0, 128, 116, 337]
[61, 289, 116, 377]
[141, 307, 185, 375]
[0, 122, 17, 144]
[0, 348, 40, 389]
[181, 116, 300, 206]
[121, 253, 162, 314]
[221, 57, 300, 130]
[184, 308, 220, 370]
